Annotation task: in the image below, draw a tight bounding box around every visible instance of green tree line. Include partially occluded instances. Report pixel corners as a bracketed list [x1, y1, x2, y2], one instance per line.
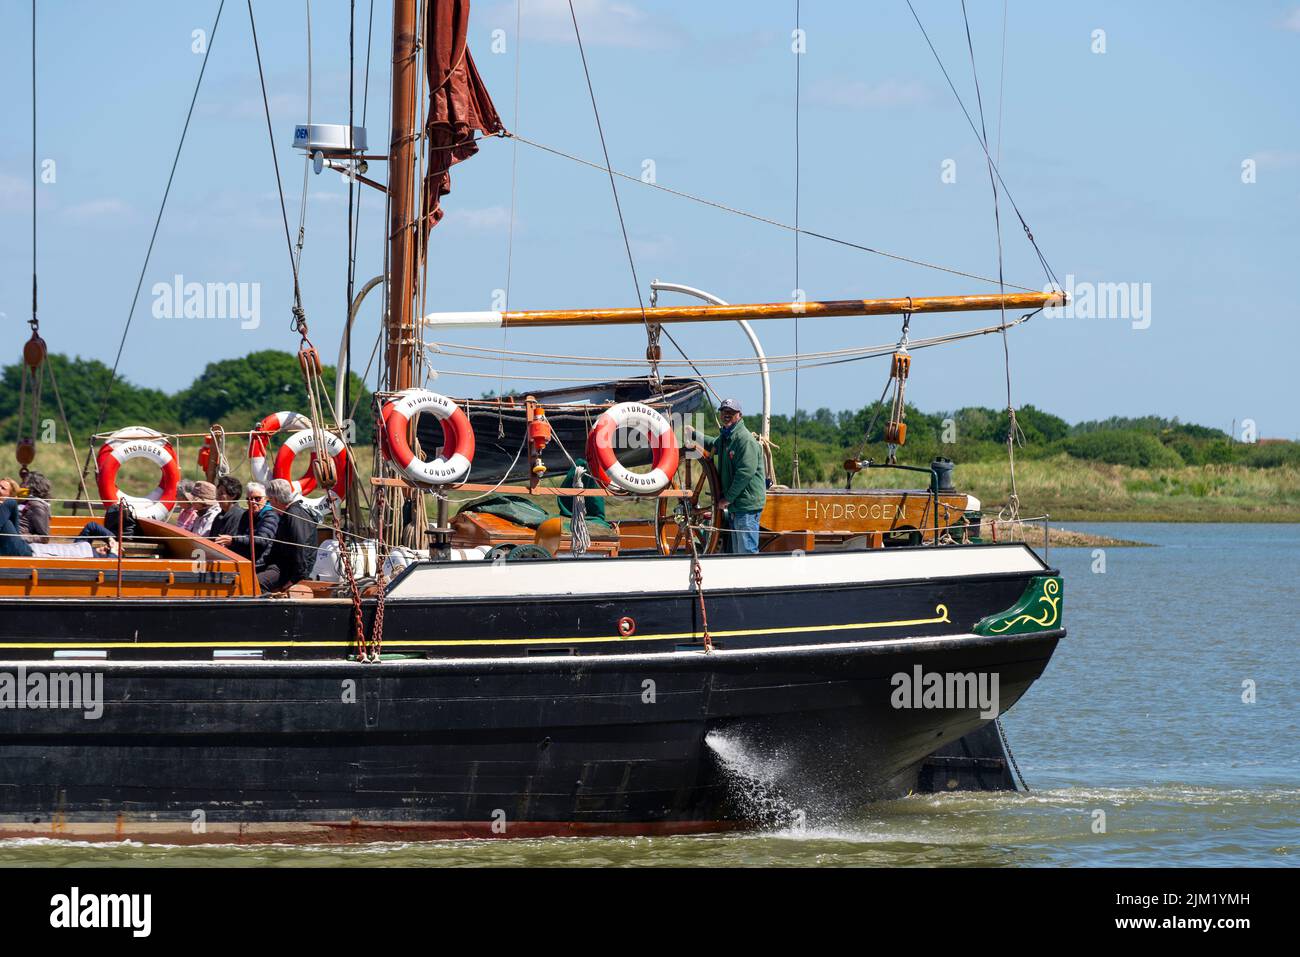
[757, 402, 1299, 484]
[0, 351, 375, 446]
[3, 353, 1294, 486]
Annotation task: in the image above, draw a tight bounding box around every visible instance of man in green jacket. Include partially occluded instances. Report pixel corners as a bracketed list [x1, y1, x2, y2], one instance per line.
[690, 398, 767, 554]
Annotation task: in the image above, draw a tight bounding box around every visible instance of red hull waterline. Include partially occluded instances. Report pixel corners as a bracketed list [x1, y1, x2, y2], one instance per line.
[0, 818, 746, 845]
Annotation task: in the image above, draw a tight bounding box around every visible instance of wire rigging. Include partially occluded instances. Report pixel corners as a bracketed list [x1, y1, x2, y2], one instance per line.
[561, 0, 713, 402]
[499, 0, 523, 427]
[30, 0, 37, 332]
[903, 0, 1060, 292]
[508, 133, 1036, 292]
[791, 0, 802, 488]
[247, 0, 307, 328]
[86, 0, 227, 448]
[565, 0, 650, 338]
[960, 0, 1023, 522]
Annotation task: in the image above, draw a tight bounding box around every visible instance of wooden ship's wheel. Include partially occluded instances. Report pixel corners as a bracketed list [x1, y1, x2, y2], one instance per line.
[656, 450, 723, 555]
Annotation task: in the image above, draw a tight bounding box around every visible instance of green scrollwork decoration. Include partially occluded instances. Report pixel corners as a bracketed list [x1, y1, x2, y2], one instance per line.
[973, 576, 1062, 636]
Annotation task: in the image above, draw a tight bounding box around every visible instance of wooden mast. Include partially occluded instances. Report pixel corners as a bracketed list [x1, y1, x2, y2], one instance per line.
[420, 290, 1066, 329]
[386, 0, 420, 394]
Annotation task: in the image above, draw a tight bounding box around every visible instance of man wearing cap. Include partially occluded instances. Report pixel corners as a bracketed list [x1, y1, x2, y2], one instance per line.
[688, 398, 767, 554]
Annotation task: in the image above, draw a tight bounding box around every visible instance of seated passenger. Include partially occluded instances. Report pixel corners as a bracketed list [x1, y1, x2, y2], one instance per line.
[18, 471, 51, 543]
[213, 481, 279, 566]
[0, 474, 51, 544]
[251, 479, 318, 592]
[76, 503, 136, 543]
[186, 481, 220, 537]
[207, 475, 247, 538]
[0, 497, 114, 558]
[173, 480, 200, 531]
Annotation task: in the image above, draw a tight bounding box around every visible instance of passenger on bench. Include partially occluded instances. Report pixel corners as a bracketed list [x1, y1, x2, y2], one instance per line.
[214, 481, 279, 565]
[207, 475, 247, 539]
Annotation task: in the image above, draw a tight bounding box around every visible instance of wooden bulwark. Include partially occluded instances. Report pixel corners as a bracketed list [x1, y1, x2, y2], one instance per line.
[0, 516, 257, 598]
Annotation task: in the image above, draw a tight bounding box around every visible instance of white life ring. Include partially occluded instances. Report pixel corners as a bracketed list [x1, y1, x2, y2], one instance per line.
[585, 402, 679, 495]
[380, 389, 475, 485]
[95, 427, 182, 521]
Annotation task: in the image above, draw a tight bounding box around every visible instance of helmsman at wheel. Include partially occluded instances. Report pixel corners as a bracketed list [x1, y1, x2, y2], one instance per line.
[688, 398, 767, 554]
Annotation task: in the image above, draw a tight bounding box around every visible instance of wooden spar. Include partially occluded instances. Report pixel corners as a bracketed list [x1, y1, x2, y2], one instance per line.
[420, 290, 1066, 329]
[386, 0, 420, 393]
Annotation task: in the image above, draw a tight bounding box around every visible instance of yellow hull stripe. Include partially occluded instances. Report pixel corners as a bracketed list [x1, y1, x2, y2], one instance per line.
[4, 605, 949, 651]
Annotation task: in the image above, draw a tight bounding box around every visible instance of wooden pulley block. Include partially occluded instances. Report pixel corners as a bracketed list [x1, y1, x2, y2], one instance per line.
[891, 352, 911, 379]
[312, 450, 338, 488]
[884, 422, 907, 445]
[298, 347, 323, 377]
[23, 333, 47, 370]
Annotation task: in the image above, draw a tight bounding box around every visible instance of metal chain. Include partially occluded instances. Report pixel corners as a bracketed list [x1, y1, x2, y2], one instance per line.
[685, 525, 712, 653]
[331, 502, 370, 661]
[995, 717, 1029, 792]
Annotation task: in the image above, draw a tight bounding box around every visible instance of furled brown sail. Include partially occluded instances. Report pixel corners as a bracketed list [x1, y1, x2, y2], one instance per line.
[422, 0, 504, 232]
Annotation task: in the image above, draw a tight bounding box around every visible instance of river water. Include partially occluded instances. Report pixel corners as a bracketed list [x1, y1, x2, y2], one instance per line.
[2, 523, 1295, 867]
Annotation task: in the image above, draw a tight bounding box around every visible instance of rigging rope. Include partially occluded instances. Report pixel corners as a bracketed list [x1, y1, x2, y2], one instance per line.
[85, 0, 226, 453]
[293, 0, 313, 274]
[247, 0, 308, 331]
[565, 0, 651, 343]
[961, 0, 1022, 523]
[791, 0, 802, 489]
[903, 0, 1060, 292]
[30, 0, 36, 332]
[428, 314, 1037, 381]
[506, 133, 1037, 292]
[499, 0, 523, 434]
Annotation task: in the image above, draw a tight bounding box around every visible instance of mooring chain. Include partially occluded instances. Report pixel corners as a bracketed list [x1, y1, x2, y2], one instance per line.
[685, 524, 713, 653]
[330, 503, 370, 661]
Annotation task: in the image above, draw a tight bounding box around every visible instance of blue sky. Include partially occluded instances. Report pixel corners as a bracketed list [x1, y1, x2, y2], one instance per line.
[1, 0, 1297, 437]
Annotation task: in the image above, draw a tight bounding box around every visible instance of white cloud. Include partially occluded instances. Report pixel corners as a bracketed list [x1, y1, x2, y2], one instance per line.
[629, 234, 675, 259]
[806, 78, 932, 110]
[63, 198, 132, 221]
[1254, 149, 1300, 170]
[485, 0, 686, 50]
[1281, 8, 1300, 31]
[0, 173, 26, 211]
[440, 204, 513, 231]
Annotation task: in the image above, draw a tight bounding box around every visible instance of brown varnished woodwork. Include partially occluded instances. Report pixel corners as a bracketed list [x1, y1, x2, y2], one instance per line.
[760, 488, 973, 546]
[450, 511, 619, 556]
[495, 291, 1064, 328]
[0, 515, 258, 598]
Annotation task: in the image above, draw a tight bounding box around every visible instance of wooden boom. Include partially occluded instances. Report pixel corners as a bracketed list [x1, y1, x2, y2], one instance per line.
[421, 290, 1064, 329]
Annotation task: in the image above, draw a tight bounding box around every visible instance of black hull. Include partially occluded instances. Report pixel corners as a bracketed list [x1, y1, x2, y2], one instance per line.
[0, 546, 1062, 841]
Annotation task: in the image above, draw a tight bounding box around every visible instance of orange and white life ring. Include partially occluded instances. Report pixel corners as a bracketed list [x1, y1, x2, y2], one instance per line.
[250, 411, 350, 505]
[273, 428, 351, 504]
[248, 411, 311, 484]
[380, 388, 475, 485]
[585, 402, 679, 495]
[95, 427, 182, 521]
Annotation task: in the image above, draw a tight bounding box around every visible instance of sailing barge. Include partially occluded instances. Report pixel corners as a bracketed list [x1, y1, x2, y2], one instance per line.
[0, 0, 1066, 841]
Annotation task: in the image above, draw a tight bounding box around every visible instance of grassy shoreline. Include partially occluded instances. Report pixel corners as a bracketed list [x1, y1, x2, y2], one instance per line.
[827, 455, 1300, 524]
